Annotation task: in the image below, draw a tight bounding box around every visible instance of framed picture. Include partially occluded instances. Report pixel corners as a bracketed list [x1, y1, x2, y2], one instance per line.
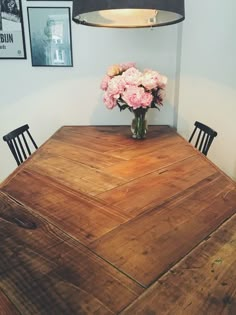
[0, 0, 26, 59]
[27, 7, 73, 67]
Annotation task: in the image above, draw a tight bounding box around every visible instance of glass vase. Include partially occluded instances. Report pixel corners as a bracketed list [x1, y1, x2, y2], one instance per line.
[131, 109, 148, 139]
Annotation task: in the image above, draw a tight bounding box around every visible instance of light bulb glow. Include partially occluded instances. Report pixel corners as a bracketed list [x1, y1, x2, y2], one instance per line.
[100, 9, 158, 20]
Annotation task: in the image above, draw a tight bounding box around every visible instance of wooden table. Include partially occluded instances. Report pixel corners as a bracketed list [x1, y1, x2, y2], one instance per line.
[0, 125, 236, 315]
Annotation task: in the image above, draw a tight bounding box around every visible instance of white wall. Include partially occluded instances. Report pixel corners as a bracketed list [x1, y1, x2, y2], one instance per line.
[0, 1, 180, 181]
[177, 0, 236, 180]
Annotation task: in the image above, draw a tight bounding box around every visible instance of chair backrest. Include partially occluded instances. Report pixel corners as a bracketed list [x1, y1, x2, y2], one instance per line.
[188, 121, 217, 156]
[3, 124, 38, 166]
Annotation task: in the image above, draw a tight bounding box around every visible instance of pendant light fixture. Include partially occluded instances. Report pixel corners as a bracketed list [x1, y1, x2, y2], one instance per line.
[72, 0, 185, 28]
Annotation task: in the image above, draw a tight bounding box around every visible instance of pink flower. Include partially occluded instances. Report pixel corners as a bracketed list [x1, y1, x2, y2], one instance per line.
[107, 75, 126, 99]
[141, 92, 153, 107]
[103, 92, 117, 109]
[141, 70, 161, 90]
[122, 67, 142, 86]
[119, 62, 136, 72]
[122, 86, 153, 110]
[100, 62, 167, 113]
[100, 75, 111, 91]
[157, 74, 168, 89]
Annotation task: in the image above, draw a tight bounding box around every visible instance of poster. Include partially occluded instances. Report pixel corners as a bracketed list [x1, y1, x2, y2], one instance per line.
[28, 7, 73, 67]
[0, 0, 26, 59]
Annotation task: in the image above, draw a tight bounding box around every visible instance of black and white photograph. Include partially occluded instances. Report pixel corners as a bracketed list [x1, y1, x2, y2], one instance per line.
[27, 7, 73, 67]
[0, 0, 26, 58]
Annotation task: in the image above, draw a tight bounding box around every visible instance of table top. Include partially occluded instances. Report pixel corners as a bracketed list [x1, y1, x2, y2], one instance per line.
[0, 125, 236, 315]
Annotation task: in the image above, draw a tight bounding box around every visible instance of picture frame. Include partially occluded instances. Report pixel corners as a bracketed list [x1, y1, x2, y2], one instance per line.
[27, 0, 72, 1]
[26, 0, 73, 2]
[0, 0, 26, 59]
[27, 7, 73, 67]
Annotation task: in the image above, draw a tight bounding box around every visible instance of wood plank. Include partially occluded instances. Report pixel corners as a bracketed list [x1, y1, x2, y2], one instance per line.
[53, 125, 172, 144]
[0, 289, 20, 315]
[54, 125, 133, 144]
[108, 130, 184, 159]
[121, 213, 236, 315]
[52, 125, 177, 158]
[0, 126, 171, 190]
[0, 192, 143, 314]
[0, 242, 143, 315]
[103, 142, 196, 180]
[39, 139, 126, 169]
[91, 174, 236, 286]
[1, 171, 128, 245]
[97, 155, 218, 217]
[0, 191, 69, 274]
[52, 126, 127, 153]
[26, 152, 125, 196]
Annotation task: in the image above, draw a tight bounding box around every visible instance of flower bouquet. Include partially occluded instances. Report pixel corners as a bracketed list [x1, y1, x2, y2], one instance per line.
[100, 62, 167, 139]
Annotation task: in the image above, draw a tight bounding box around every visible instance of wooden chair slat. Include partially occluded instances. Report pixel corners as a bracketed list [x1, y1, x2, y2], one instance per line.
[189, 121, 217, 156]
[3, 124, 38, 166]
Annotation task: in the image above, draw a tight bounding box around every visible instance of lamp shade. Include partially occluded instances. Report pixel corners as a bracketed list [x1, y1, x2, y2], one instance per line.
[72, 0, 185, 28]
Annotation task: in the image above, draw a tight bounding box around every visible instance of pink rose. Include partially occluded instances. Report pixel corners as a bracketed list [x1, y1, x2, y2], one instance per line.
[157, 74, 168, 89]
[119, 62, 136, 72]
[107, 75, 125, 99]
[141, 92, 153, 108]
[122, 86, 153, 109]
[122, 67, 142, 86]
[100, 75, 111, 91]
[141, 70, 161, 90]
[103, 92, 117, 109]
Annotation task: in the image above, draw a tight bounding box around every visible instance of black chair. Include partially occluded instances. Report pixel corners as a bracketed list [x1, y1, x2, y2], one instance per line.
[188, 121, 217, 156]
[3, 124, 38, 166]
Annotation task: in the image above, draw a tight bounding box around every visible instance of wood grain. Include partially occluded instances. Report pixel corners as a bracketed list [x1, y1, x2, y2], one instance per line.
[0, 192, 143, 314]
[0, 289, 20, 315]
[26, 152, 125, 196]
[1, 170, 128, 245]
[40, 139, 125, 169]
[1, 125, 235, 314]
[121, 214, 236, 315]
[102, 141, 196, 180]
[107, 131, 185, 160]
[52, 126, 128, 153]
[53, 125, 173, 144]
[97, 155, 218, 217]
[91, 173, 236, 286]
